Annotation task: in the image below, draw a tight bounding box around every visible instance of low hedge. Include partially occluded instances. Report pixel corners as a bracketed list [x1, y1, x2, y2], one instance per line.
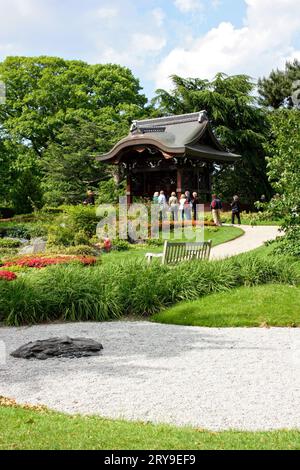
[0, 239, 21, 249]
[0, 252, 299, 326]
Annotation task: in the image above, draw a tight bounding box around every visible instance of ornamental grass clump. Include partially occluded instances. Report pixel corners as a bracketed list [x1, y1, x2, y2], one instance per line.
[0, 253, 299, 326]
[230, 253, 300, 286]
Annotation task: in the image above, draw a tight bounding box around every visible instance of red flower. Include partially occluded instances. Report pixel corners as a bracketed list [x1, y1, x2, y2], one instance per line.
[103, 238, 112, 252]
[3, 255, 97, 269]
[0, 271, 17, 281]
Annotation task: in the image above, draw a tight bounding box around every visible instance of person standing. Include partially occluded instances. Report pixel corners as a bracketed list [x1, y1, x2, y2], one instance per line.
[158, 191, 167, 221]
[231, 195, 241, 225]
[192, 192, 200, 221]
[211, 194, 223, 227]
[184, 191, 192, 220]
[169, 192, 179, 222]
[179, 194, 187, 221]
[153, 192, 159, 204]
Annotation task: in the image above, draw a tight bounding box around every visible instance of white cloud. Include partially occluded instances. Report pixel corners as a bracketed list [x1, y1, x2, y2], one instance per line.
[132, 34, 166, 53]
[95, 7, 119, 20]
[152, 8, 165, 27]
[96, 33, 166, 68]
[174, 0, 204, 13]
[155, 0, 300, 89]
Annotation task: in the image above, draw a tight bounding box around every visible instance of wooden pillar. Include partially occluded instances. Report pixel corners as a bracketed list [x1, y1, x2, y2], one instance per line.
[177, 168, 183, 199]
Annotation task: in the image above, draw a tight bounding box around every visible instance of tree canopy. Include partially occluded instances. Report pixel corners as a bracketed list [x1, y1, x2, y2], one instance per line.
[153, 73, 272, 203]
[266, 109, 300, 255]
[0, 56, 148, 209]
[258, 59, 300, 109]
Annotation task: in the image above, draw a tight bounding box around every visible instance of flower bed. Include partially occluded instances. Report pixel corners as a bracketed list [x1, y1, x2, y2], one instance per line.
[0, 270, 17, 281]
[1, 255, 97, 269]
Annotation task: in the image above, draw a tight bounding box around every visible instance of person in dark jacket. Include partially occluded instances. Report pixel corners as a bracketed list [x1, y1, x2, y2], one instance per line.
[192, 192, 200, 221]
[231, 195, 241, 225]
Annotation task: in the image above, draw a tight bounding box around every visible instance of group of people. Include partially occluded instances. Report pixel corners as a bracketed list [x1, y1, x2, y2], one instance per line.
[153, 191, 242, 225]
[153, 190, 243, 226]
[84, 187, 242, 226]
[211, 194, 242, 226]
[153, 191, 200, 221]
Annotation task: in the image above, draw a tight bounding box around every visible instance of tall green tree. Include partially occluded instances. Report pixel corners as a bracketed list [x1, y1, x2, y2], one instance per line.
[266, 109, 300, 255]
[258, 59, 300, 109]
[0, 56, 148, 209]
[153, 74, 271, 203]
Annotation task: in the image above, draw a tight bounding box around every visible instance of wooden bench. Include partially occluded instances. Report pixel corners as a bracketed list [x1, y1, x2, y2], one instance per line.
[146, 240, 212, 265]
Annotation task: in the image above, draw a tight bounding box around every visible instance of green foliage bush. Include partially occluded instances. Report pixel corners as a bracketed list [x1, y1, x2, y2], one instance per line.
[0, 239, 21, 249]
[74, 230, 91, 246]
[5, 225, 31, 240]
[47, 205, 105, 248]
[112, 239, 131, 251]
[145, 239, 165, 247]
[273, 228, 300, 258]
[62, 206, 100, 237]
[47, 226, 75, 247]
[65, 245, 99, 256]
[0, 252, 299, 326]
[0, 248, 19, 258]
[27, 224, 48, 239]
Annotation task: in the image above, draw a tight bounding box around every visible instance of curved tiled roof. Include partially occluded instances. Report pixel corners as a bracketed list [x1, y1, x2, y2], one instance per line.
[97, 111, 240, 163]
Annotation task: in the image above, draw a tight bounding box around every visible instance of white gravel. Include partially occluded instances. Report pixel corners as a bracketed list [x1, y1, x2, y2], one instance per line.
[1, 321, 300, 431]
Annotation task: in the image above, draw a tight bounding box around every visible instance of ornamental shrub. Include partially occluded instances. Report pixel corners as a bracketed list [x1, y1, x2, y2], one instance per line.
[1, 251, 299, 326]
[0, 239, 21, 249]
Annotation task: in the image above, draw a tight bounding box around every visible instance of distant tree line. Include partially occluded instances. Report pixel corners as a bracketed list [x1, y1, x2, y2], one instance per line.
[0, 56, 299, 214]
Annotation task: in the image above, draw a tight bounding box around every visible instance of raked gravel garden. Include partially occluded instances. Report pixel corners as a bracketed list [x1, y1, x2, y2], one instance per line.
[1, 321, 300, 432]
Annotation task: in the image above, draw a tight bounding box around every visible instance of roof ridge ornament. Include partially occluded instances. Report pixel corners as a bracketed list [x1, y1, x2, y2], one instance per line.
[198, 110, 208, 123]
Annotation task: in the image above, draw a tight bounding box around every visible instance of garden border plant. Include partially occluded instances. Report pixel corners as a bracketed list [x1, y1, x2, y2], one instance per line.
[0, 251, 298, 326]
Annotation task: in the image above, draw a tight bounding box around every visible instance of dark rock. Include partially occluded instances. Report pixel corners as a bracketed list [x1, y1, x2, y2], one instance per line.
[11, 337, 103, 360]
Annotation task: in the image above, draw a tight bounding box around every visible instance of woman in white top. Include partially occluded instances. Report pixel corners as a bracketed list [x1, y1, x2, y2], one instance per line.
[179, 194, 187, 221]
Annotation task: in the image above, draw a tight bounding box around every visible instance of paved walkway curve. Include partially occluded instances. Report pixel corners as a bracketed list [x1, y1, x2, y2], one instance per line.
[211, 225, 282, 260]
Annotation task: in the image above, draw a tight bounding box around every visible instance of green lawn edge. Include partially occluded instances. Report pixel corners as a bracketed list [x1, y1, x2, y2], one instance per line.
[152, 284, 300, 328]
[1, 406, 300, 450]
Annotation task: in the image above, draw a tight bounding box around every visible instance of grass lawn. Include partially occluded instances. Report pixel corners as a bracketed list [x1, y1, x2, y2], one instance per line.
[1, 405, 300, 450]
[101, 225, 244, 264]
[152, 284, 300, 328]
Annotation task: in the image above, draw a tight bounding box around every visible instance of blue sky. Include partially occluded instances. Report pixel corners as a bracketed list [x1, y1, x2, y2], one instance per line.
[0, 0, 299, 98]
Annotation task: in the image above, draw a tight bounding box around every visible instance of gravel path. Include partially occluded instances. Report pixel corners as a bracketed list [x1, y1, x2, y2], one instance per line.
[210, 225, 281, 260]
[1, 321, 300, 431]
